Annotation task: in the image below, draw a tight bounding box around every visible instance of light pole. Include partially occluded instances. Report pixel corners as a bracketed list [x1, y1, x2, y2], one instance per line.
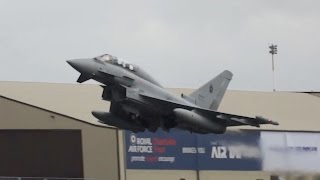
[269, 44, 278, 92]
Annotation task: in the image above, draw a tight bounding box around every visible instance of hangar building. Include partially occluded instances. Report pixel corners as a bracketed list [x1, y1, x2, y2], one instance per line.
[1, 81, 320, 180]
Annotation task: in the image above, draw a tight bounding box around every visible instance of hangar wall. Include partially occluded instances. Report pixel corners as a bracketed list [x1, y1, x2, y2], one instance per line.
[126, 170, 197, 180]
[2, 82, 320, 180]
[126, 170, 270, 180]
[0, 96, 119, 180]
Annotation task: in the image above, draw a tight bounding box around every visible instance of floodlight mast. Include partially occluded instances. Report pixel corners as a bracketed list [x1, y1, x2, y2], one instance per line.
[269, 44, 278, 92]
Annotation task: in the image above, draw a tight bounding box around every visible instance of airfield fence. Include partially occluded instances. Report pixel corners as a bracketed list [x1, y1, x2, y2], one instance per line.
[0, 177, 95, 180]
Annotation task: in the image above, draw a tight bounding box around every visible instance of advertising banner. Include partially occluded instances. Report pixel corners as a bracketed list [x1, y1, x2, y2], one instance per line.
[196, 131, 262, 170]
[125, 130, 320, 172]
[260, 131, 320, 172]
[125, 129, 196, 170]
[125, 129, 262, 170]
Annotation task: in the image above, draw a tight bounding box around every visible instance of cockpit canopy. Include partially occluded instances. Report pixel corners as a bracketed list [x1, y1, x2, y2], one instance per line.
[94, 53, 162, 87]
[95, 54, 135, 71]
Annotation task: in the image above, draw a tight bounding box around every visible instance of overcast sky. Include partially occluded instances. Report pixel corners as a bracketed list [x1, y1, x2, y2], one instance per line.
[0, 0, 319, 91]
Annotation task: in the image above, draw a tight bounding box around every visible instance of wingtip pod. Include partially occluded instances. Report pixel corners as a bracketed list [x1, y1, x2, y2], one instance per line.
[256, 116, 279, 126]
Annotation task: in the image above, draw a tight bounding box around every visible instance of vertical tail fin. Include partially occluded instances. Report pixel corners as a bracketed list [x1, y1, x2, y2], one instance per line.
[189, 70, 233, 110]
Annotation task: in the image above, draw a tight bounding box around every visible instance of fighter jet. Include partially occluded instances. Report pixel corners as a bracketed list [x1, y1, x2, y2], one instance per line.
[67, 54, 278, 134]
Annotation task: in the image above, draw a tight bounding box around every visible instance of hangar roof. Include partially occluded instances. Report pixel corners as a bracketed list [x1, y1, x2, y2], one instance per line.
[310, 93, 320, 98]
[1, 81, 320, 131]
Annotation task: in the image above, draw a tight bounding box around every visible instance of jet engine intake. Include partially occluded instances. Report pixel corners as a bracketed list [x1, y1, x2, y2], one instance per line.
[101, 85, 126, 101]
[173, 108, 226, 134]
[101, 86, 113, 101]
[92, 111, 145, 132]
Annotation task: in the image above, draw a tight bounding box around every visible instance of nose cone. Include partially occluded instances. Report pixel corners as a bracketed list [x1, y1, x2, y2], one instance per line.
[67, 59, 87, 73]
[66, 58, 97, 75]
[66, 59, 78, 69]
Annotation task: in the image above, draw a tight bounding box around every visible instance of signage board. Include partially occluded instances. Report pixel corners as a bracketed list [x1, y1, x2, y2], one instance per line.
[125, 129, 262, 170]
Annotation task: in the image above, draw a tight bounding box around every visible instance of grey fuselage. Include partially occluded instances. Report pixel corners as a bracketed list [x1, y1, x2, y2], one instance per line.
[67, 54, 279, 133]
[68, 56, 203, 132]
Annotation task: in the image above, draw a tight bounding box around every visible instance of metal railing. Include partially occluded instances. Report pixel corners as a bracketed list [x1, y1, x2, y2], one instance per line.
[0, 177, 95, 180]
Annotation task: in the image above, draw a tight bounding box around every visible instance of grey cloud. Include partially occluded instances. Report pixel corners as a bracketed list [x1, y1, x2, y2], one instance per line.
[0, 0, 319, 91]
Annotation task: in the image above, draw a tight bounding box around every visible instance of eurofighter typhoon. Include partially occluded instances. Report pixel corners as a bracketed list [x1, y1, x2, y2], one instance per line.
[67, 54, 278, 134]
